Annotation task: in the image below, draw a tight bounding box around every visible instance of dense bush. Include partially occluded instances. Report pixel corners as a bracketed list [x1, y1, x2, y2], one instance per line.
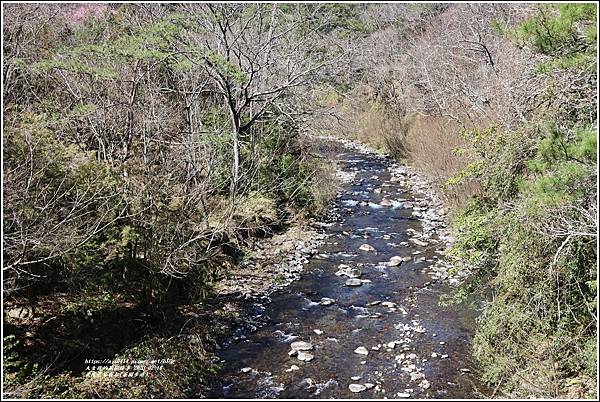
[446, 5, 597, 397]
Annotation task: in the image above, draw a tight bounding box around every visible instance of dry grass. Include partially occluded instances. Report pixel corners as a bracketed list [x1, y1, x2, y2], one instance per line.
[312, 87, 483, 207]
[312, 85, 409, 156]
[405, 115, 482, 207]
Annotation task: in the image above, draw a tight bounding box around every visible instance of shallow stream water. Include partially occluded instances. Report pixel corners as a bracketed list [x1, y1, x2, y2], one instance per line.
[208, 142, 485, 399]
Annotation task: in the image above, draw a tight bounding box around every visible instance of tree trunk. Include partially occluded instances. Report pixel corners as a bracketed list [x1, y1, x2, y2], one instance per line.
[231, 128, 240, 196]
[229, 111, 241, 198]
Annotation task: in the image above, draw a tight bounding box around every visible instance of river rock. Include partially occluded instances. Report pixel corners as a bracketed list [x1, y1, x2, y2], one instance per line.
[320, 297, 335, 306]
[351, 376, 361, 381]
[347, 267, 362, 278]
[291, 341, 313, 351]
[285, 365, 300, 372]
[337, 267, 362, 278]
[297, 351, 314, 362]
[349, 384, 366, 393]
[410, 372, 425, 381]
[410, 239, 429, 247]
[359, 244, 375, 252]
[365, 383, 375, 390]
[387, 256, 404, 266]
[354, 346, 369, 355]
[313, 329, 324, 335]
[346, 278, 362, 287]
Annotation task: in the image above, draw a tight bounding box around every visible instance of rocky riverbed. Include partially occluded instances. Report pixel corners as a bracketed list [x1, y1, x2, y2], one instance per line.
[205, 138, 486, 399]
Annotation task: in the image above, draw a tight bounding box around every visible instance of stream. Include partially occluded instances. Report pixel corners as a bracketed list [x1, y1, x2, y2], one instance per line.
[207, 140, 485, 399]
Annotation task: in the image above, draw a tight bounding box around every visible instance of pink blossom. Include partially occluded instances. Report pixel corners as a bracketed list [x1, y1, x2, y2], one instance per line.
[69, 4, 112, 25]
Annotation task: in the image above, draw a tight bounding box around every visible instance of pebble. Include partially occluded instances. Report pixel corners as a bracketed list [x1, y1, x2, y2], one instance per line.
[313, 329, 324, 335]
[297, 351, 314, 362]
[241, 367, 253, 373]
[359, 244, 376, 252]
[410, 372, 425, 381]
[320, 297, 335, 306]
[346, 278, 362, 287]
[291, 341, 313, 351]
[349, 384, 366, 393]
[354, 346, 369, 355]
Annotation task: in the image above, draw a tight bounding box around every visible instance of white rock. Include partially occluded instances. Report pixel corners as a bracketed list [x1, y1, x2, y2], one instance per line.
[285, 365, 300, 372]
[241, 367, 253, 373]
[387, 256, 404, 267]
[410, 372, 425, 381]
[320, 297, 335, 306]
[365, 383, 375, 389]
[354, 346, 369, 355]
[291, 341, 313, 351]
[297, 351, 314, 362]
[359, 244, 375, 252]
[346, 278, 362, 287]
[351, 376, 361, 381]
[349, 384, 366, 393]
